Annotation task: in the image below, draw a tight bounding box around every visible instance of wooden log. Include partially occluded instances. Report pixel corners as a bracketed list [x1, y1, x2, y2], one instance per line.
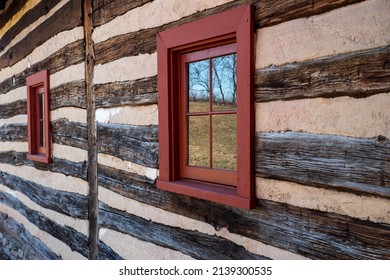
[0, 171, 88, 219]
[0, 212, 61, 260]
[0, 99, 26, 119]
[0, 0, 24, 30]
[256, 132, 390, 198]
[0, 151, 87, 180]
[97, 123, 159, 168]
[51, 81, 87, 110]
[0, 0, 62, 52]
[95, 76, 157, 108]
[93, 0, 153, 27]
[98, 164, 390, 259]
[0, 40, 84, 95]
[0, 191, 122, 260]
[255, 46, 390, 102]
[0, 0, 82, 69]
[0, 123, 27, 142]
[94, 0, 363, 65]
[99, 202, 267, 260]
[51, 119, 88, 150]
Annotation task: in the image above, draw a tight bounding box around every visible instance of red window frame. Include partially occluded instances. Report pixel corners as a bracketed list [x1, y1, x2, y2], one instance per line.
[26, 70, 52, 163]
[157, 4, 255, 210]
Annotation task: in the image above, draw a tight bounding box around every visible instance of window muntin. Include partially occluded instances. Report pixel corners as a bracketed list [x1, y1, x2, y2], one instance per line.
[180, 44, 237, 186]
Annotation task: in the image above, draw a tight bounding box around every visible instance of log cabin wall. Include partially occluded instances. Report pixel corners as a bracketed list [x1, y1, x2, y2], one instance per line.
[0, 0, 389, 259]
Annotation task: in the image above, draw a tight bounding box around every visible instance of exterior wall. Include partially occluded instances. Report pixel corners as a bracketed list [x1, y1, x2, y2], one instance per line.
[0, 0, 389, 259]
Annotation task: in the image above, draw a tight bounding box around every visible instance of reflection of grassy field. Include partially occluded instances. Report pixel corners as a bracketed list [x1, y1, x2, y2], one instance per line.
[188, 102, 236, 170]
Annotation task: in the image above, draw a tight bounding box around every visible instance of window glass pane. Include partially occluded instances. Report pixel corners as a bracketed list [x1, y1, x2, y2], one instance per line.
[188, 115, 210, 167]
[212, 54, 237, 111]
[212, 114, 236, 170]
[38, 89, 45, 148]
[188, 59, 209, 112]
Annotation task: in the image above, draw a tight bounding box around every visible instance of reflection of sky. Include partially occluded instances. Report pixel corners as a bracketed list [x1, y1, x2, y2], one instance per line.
[189, 54, 236, 103]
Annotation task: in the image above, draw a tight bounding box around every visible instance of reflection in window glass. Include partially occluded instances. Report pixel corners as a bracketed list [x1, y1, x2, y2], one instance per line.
[212, 54, 236, 111]
[188, 59, 209, 112]
[37, 87, 45, 148]
[212, 114, 236, 170]
[188, 115, 209, 167]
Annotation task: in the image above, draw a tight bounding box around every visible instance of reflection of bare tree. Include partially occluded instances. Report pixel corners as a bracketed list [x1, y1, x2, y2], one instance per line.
[188, 54, 236, 105]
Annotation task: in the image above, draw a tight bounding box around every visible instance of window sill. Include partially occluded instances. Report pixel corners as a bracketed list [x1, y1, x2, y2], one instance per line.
[27, 154, 51, 164]
[157, 178, 256, 210]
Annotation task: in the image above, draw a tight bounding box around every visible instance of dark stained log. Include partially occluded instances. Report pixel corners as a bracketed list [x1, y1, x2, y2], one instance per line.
[0, 151, 87, 180]
[51, 81, 87, 110]
[255, 0, 364, 28]
[0, 191, 121, 259]
[0, 0, 83, 69]
[256, 46, 390, 102]
[0, 99, 26, 119]
[99, 202, 267, 260]
[256, 132, 390, 198]
[0, 123, 27, 142]
[95, 76, 157, 108]
[97, 123, 159, 168]
[51, 119, 88, 150]
[0, 40, 84, 95]
[0, 0, 62, 52]
[0, 0, 24, 29]
[93, 0, 153, 27]
[94, 0, 363, 65]
[98, 164, 390, 259]
[0, 212, 61, 260]
[0, 171, 88, 219]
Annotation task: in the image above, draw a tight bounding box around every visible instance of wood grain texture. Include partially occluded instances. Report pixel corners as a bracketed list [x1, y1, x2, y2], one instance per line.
[0, 0, 24, 29]
[0, 212, 61, 260]
[0, 99, 26, 119]
[94, 0, 363, 65]
[51, 119, 88, 150]
[95, 76, 157, 108]
[0, 151, 87, 180]
[51, 81, 87, 110]
[255, 46, 390, 102]
[93, 0, 153, 27]
[0, 0, 62, 52]
[256, 132, 390, 198]
[0, 123, 27, 142]
[0, 0, 82, 69]
[97, 123, 159, 168]
[0, 171, 88, 219]
[99, 202, 268, 260]
[98, 164, 390, 259]
[0, 40, 84, 95]
[0, 191, 122, 259]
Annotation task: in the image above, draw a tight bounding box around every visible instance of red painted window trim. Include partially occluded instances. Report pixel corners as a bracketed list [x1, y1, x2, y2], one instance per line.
[157, 4, 255, 210]
[26, 70, 52, 163]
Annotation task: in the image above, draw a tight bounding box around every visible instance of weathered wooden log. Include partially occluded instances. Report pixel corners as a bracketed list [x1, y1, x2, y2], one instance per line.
[0, 212, 61, 260]
[0, 191, 122, 259]
[51, 81, 87, 110]
[98, 163, 390, 259]
[0, 0, 62, 52]
[94, 0, 363, 65]
[99, 202, 267, 260]
[97, 123, 159, 168]
[0, 0, 82, 69]
[0, 123, 27, 142]
[95, 76, 157, 108]
[51, 118, 88, 150]
[0, 151, 87, 180]
[255, 46, 390, 102]
[0, 0, 24, 29]
[0, 171, 88, 219]
[0, 99, 26, 119]
[256, 132, 390, 198]
[0, 40, 84, 95]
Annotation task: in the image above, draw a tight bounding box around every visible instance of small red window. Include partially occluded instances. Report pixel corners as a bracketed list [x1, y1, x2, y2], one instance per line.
[157, 4, 255, 209]
[26, 70, 52, 163]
